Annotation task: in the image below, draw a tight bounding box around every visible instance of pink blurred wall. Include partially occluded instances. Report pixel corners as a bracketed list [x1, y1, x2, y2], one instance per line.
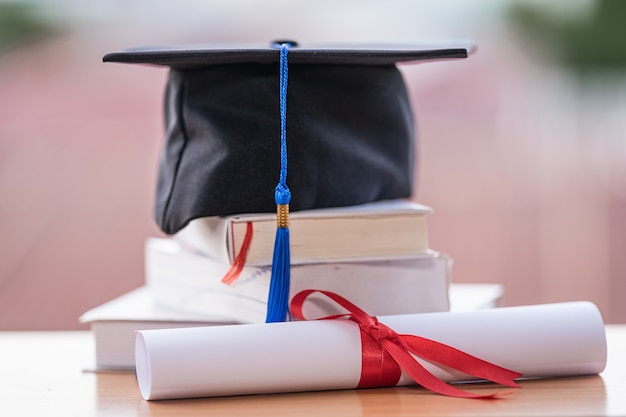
[1, 23, 624, 329]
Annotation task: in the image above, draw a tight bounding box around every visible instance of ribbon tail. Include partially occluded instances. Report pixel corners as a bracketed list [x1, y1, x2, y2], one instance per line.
[221, 222, 253, 285]
[401, 334, 522, 388]
[383, 340, 514, 399]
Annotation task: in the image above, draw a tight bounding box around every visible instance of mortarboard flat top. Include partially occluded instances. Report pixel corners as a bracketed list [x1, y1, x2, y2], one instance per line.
[103, 40, 475, 67]
[104, 41, 474, 235]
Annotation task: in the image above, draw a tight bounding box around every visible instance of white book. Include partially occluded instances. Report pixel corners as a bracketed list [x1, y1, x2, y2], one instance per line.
[79, 283, 503, 371]
[175, 199, 432, 266]
[79, 287, 233, 371]
[145, 237, 450, 324]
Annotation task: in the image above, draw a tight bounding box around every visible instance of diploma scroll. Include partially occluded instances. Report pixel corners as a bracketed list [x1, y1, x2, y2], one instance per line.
[136, 300, 606, 400]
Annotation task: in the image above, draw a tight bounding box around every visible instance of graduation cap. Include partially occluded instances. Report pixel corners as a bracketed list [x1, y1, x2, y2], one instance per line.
[104, 40, 474, 322]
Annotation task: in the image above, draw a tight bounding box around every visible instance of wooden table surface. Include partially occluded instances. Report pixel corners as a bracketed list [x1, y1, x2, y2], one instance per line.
[1, 326, 625, 417]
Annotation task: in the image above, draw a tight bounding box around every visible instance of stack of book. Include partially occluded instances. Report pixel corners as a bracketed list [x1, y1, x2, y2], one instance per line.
[148, 199, 449, 322]
[81, 199, 502, 371]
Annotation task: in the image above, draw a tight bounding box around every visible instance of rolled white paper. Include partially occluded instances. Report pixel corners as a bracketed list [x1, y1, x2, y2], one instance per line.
[135, 301, 607, 400]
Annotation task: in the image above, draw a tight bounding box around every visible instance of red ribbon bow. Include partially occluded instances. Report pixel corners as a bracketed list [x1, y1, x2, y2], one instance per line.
[290, 289, 522, 399]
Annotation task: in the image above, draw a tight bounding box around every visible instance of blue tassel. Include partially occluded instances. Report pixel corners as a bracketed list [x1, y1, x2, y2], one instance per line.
[266, 226, 290, 322]
[266, 186, 291, 322]
[266, 43, 292, 323]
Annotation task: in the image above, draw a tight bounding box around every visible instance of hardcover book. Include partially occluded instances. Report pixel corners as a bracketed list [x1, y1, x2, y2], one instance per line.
[175, 199, 432, 266]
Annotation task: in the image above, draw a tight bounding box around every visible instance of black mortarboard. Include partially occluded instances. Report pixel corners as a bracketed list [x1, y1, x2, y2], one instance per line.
[103, 41, 474, 236]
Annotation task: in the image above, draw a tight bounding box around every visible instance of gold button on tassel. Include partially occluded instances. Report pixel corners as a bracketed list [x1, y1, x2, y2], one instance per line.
[276, 204, 289, 229]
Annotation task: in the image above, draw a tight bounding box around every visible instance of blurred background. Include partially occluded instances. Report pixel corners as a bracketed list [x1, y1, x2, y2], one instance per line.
[1, 0, 624, 329]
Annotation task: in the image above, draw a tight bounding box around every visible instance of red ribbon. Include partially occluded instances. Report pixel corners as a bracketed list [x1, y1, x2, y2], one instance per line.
[221, 222, 253, 285]
[290, 289, 522, 399]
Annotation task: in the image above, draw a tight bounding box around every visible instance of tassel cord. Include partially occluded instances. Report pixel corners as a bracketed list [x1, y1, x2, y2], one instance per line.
[266, 43, 292, 323]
